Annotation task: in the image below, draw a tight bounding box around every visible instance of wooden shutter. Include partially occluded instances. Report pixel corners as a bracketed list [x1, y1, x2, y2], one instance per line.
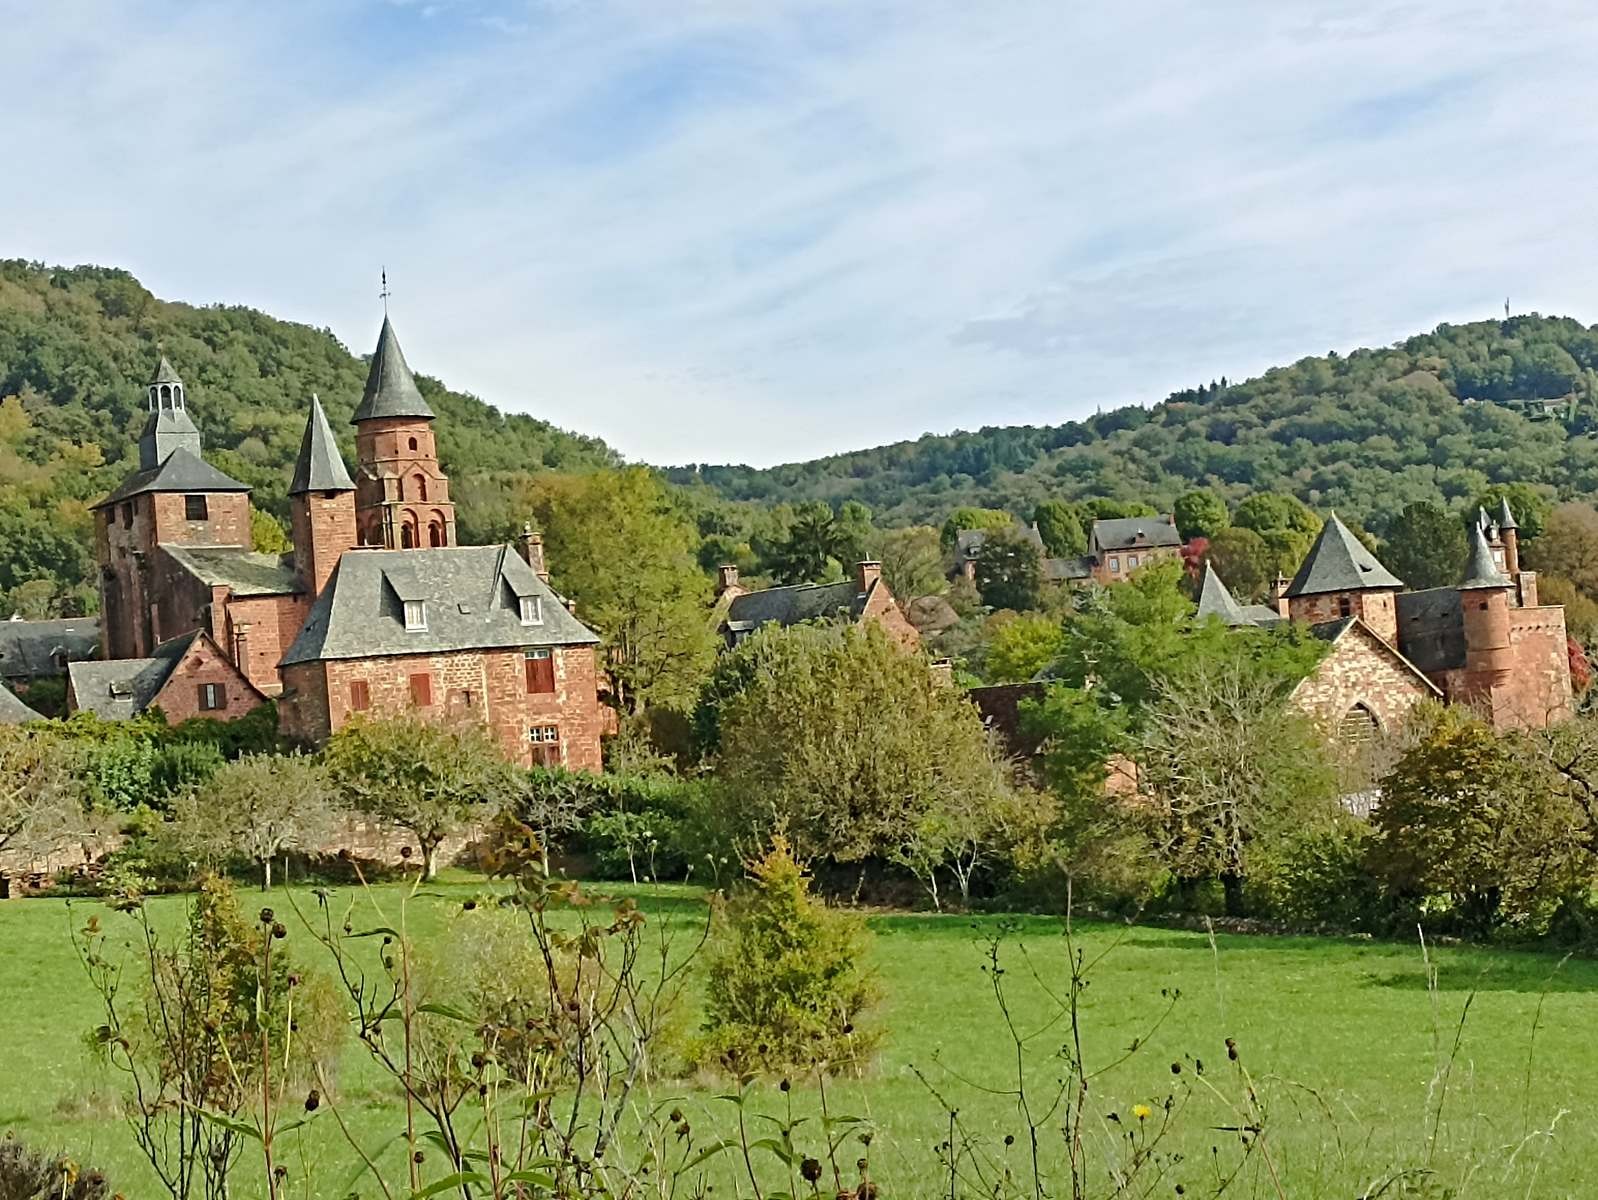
[525, 651, 556, 694]
[350, 680, 371, 711]
[409, 673, 432, 707]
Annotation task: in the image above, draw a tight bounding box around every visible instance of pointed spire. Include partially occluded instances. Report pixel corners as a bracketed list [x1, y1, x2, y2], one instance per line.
[1496, 496, 1518, 530]
[1459, 524, 1511, 590]
[290, 394, 355, 494]
[149, 355, 182, 386]
[350, 316, 434, 423]
[1477, 506, 1491, 531]
[1284, 513, 1404, 597]
[1196, 562, 1248, 626]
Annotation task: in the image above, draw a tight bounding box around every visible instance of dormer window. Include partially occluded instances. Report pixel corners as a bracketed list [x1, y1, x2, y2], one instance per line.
[519, 595, 543, 626]
[403, 599, 427, 631]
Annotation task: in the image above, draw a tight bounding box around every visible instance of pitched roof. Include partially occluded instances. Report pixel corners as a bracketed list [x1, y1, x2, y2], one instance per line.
[95, 447, 250, 508]
[955, 523, 1045, 562]
[290, 394, 355, 494]
[161, 546, 302, 597]
[723, 579, 866, 633]
[1195, 563, 1283, 628]
[0, 617, 100, 680]
[1090, 515, 1182, 552]
[149, 356, 182, 385]
[280, 545, 599, 666]
[1459, 524, 1511, 590]
[67, 630, 204, 719]
[1044, 556, 1094, 582]
[0, 681, 42, 723]
[1283, 513, 1403, 597]
[350, 317, 435, 423]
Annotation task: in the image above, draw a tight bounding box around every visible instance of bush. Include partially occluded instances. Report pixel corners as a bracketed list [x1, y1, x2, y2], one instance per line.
[0, 1131, 111, 1200]
[1258, 821, 1398, 933]
[696, 838, 878, 1076]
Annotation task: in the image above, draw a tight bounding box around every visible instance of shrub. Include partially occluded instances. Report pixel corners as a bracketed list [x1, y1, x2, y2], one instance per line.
[0, 1131, 111, 1200]
[696, 838, 878, 1076]
[1258, 821, 1398, 933]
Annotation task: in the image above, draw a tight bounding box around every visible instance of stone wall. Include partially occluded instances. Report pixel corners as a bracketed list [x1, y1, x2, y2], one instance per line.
[224, 592, 308, 697]
[1289, 622, 1435, 733]
[1288, 590, 1398, 645]
[1492, 607, 1574, 729]
[149, 633, 267, 723]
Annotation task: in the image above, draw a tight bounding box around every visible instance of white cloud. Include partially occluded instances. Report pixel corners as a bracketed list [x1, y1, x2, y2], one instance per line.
[4, 0, 1598, 465]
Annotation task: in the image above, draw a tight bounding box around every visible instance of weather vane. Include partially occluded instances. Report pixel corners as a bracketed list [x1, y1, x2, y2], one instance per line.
[380, 267, 391, 315]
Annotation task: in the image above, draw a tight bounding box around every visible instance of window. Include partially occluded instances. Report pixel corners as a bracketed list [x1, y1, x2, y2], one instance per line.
[428, 522, 444, 547]
[401, 525, 416, 548]
[184, 494, 208, 521]
[197, 682, 226, 711]
[1108, 556, 1120, 572]
[519, 595, 543, 626]
[409, 673, 433, 707]
[529, 724, 561, 767]
[408, 436, 418, 451]
[349, 680, 371, 711]
[1337, 595, 1353, 618]
[1338, 704, 1379, 746]
[120, 503, 133, 529]
[1127, 554, 1139, 569]
[413, 475, 428, 502]
[403, 600, 427, 631]
[447, 688, 474, 708]
[525, 647, 556, 694]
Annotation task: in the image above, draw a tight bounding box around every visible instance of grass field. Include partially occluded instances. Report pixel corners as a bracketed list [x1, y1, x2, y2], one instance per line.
[3, 874, 1597, 1197]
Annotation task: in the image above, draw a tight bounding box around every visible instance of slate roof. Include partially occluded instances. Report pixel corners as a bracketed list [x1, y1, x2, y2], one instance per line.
[1496, 497, 1518, 531]
[280, 545, 599, 666]
[1044, 556, 1095, 582]
[723, 580, 865, 633]
[1459, 525, 1511, 590]
[0, 681, 42, 723]
[67, 630, 203, 719]
[96, 447, 251, 508]
[1195, 564, 1283, 627]
[1283, 513, 1403, 597]
[161, 546, 303, 597]
[289, 394, 355, 494]
[351, 317, 435, 423]
[0, 617, 100, 680]
[1395, 588, 1465, 672]
[955, 524, 1046, 563]
[149, 356, 182, 385]
[1090, 516, 1182, 552]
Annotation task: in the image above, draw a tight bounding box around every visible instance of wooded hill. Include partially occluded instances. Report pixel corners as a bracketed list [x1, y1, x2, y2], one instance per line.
[667, 316, 1598, 534]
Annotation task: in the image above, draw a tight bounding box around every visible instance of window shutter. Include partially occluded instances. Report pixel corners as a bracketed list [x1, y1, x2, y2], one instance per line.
[525, 651, 556, 694]
[196, 683, 207, 709]
[350, 680, 370, 711]
[409, 673, 432, 707]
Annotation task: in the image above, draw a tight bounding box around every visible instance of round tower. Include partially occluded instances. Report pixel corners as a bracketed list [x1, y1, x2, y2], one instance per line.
[1460, 524, 1513, 687]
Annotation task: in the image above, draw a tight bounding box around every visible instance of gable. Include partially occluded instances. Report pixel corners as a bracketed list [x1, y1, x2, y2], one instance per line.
[150, 632, 266, 714]
[1289, 619, 1439, 732]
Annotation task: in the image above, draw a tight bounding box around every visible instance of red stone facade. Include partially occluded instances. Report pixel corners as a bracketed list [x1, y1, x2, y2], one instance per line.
[353, 416, 457, 550]
[292, 488, 359, 596]
[279, 644, 603, 769]
[1288, 589, 1398, 646]
[1093, 543, 1181, 585]
[1289, 622, 1437, 732]
[96, 490, 253, 659]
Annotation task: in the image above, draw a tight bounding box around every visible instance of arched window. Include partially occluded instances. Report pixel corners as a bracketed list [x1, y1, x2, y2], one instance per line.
[1338, 703, 1379, 746]
[428, 522, 444, 547]
[400, 524, 416, 549]
[408, 436, 418, 451]
[413, 474, 428, 502]
[159, 384, 171, 405]
[173, 384, 183, 406]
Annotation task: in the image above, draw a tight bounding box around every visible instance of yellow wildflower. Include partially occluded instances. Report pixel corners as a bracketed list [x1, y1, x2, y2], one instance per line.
[1131, 1103, 1152, 1122]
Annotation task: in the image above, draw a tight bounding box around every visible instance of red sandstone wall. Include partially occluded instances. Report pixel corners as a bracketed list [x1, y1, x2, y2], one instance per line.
[291, 491, 357, 596]
[861, 585, 922, 650]
[1093, 544, 1180, 585]
[1490, 607, 1575, 729]
[1287, 591, 1397, 644]
[149, 491, 252, 549]
[224, 593, 308, 697]
[149, 635, 266, 723]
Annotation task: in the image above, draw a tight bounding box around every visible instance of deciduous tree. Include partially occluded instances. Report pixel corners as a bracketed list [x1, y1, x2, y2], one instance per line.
[167, 752, 340, 887]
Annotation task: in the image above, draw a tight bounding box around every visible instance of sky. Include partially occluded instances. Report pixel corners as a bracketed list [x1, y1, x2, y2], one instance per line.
[5, 1, 1598, 467]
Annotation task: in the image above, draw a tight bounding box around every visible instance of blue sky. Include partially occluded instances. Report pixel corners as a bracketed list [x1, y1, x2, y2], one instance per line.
[6, 1, 1598, 466]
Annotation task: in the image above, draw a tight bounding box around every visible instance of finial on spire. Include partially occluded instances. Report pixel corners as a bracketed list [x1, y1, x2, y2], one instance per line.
[379, 267, 391, 315]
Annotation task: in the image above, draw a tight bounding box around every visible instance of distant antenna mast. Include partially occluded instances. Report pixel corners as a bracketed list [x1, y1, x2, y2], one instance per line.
[1505, 296, 1511, 319]
[380, 267, 391, 315]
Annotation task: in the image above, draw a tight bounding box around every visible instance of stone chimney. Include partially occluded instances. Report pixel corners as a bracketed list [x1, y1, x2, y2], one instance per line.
[856, 560, 883, 593]
[716, 563, 740, 596]
[1270, 571, 1290, 618]
[517, 524, 550, 583]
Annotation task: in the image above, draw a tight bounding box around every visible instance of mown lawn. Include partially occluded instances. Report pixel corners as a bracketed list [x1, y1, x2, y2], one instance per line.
[3, 874, 1597, 1197]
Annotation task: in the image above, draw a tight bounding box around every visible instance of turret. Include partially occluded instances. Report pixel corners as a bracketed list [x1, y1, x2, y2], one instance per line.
[289, 394, 357, 597]
[1460, 524, 1513, 687]
[1283, 513, 1403, 643]
[1497, 496, 1520, 575]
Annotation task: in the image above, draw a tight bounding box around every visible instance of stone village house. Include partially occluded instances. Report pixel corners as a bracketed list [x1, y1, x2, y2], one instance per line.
[72, 321, 608, 769]
[711, 560, 922, 650]
[954, 514, 1186, 590]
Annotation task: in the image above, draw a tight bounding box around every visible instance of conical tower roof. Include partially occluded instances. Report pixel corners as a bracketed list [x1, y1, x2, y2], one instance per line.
[350, 316, 434, 423]
[1459, 524, 1511, 590]
[1496, 496, 1517, 531]
[1283, 513, 1403, 597]
[149, 355, 182, 386]
[1196, 562, 1248, 625]
[290, 394, 354, 494]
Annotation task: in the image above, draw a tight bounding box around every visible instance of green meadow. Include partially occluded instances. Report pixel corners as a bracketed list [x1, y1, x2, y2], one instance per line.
[3, 876, 1596, 1197]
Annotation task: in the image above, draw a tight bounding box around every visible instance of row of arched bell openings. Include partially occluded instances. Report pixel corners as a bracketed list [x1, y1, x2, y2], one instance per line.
[148, 383, 185, 409]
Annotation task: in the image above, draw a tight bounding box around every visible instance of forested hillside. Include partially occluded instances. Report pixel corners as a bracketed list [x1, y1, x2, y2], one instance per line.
[668, 316, 1598, 533]
[0, 261, 614, 611]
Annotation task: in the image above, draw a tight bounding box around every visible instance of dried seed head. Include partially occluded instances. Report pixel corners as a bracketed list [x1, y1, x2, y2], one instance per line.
[304, 1090, 320, 1112]
[800, 1157, 822, 1183]
[271, 922, 287, 940]
[259, 907, 275, 925]
[1225, 1038, 1239, 1062]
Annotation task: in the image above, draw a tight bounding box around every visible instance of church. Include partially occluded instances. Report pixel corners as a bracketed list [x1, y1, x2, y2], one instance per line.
[1199, 507, 1573, 736]
[73, 319, 608, 769]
